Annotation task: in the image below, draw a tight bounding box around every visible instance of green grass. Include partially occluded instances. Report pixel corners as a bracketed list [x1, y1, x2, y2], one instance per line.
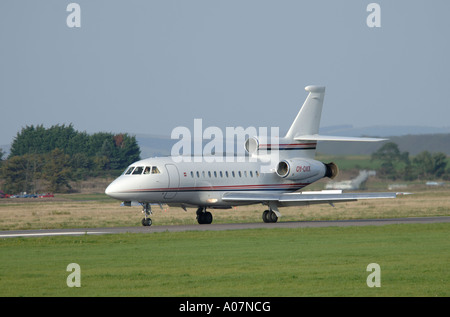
[1, 223, 449, 296]
[57, 193, 113, 202]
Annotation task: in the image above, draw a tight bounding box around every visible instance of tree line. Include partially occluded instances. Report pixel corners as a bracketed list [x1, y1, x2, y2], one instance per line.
[371, 142, 450, 181]
[0, 124, 141, 193]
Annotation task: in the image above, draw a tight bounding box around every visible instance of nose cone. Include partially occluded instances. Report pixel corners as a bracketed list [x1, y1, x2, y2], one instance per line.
[105, 180, 121, 200]
[105, 183, 112, 196]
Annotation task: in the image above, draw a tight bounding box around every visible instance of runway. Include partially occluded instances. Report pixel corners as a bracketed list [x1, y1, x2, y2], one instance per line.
[1, 216, 449, 238]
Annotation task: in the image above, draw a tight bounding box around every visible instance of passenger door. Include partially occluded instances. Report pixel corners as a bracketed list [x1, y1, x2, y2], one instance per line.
[164, 164, 180, 199]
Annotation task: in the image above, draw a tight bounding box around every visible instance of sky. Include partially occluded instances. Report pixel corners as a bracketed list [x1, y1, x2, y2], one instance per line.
[1, 0, 450, 146]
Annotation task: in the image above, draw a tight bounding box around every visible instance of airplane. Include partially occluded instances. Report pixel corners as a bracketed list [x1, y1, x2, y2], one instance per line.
[105, 85, 396, 226]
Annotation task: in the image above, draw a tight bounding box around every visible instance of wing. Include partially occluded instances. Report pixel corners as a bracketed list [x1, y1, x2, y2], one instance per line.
[222, 190, 397, 207]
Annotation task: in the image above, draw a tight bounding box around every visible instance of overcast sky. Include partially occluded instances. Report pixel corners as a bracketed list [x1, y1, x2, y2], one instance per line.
[1, 0, 450, 146]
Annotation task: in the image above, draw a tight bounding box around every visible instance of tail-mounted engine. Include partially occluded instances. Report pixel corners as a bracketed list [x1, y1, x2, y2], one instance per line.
[276, 159, 339, 181]
[245, 136, 313, 154]
[324, 162, 339, 179]
[244, 137, 260, 154]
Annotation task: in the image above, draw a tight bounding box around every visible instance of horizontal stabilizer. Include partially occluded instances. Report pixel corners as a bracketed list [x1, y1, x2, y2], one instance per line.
[294, 135, 387, 142]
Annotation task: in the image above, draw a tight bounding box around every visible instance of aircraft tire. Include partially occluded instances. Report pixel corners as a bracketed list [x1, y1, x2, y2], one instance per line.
[262, 210, 270, 223]
[269, 211, 278, 223]
[262, 210, 278, 223]
[204, 211, 213, 224]
[142, 218, 152, 226]
[197, 211, 213, 224]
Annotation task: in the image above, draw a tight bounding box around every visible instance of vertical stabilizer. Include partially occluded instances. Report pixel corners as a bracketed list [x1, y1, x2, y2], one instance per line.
[285, 86, 326, 139]
[245, 85, 384, 161]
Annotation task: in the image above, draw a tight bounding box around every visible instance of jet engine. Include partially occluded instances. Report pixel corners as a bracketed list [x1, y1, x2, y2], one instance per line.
[244, 136, 294, 154]
[324, 162, 339, 179]
[244, 137, 260, 154]
[276, 159, 339, 181]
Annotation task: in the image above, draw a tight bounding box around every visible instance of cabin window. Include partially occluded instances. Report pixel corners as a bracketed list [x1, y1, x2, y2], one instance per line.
[256, 170, 259, 177]
[190, 171, 194, 178]
[132, 166, 144, 175]
[232, 171, 235, 177]
[196, 171, 200, 178]
[249, 171, 253, 177]
[143, 166, 151, 174]
[225, 171, 229, 178]
[214, 171, 217, 178]
[151, 166, 161, 174]
[238, 171, 242, 177]
[219, 171, 223, 178]
[125, 167, 134, 175]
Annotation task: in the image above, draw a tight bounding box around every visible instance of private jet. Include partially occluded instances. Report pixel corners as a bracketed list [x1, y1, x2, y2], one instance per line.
[105, 85, 396, 226]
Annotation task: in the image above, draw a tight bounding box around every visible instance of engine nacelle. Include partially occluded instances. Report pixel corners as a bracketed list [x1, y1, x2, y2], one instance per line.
[244, 137, 260, 154]
[276, 159, 339, 181]
[276, 158, 325, 181]
[324, 162, 339, 179]
[244, 136, 295, 154]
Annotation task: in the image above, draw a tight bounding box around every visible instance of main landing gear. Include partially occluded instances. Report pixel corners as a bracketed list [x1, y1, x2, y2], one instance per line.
[140, 204, 278, 226]
[262, 209, 278, 223]
[196, 207, 213, 225]
[141, 203, 152, 226]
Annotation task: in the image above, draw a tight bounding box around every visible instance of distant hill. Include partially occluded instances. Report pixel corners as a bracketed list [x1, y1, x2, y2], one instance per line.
[316, 125, 450, 155]
[317, 134, 450, 156]
[319, 125, 450, 137]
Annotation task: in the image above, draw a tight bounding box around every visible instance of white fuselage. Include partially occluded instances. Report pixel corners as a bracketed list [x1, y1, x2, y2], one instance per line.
[105, 155, 327, 208]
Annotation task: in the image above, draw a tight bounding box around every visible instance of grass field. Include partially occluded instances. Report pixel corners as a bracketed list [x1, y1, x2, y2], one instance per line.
[1, 186, 449, 297]
[1, 223, 449, 297]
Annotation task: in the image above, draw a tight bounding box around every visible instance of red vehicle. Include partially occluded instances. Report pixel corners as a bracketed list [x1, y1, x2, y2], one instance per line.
[39, 193, 54, 198]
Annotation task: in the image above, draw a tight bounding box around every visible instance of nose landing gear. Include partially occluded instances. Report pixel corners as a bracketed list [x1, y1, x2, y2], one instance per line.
[141, 203, 152, 226]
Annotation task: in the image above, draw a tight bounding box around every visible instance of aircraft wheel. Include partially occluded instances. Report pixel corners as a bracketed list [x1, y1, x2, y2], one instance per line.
[262, 210, 278, 223]
[269, 211, 278, 223]
[197, 211, 213, 224]
[204, 211, 213, 224]
[142, 218, 152, 226]
[262, 210, 270, 223]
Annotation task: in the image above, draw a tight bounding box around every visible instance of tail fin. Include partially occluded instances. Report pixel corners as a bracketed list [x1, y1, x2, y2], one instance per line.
[285, 85, 326, 139]
[285, 85, 387, 143]
[280, 85, 386, 159]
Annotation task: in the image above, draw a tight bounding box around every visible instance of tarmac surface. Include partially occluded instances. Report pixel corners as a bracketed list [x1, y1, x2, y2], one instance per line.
[1, 216, 449, 238]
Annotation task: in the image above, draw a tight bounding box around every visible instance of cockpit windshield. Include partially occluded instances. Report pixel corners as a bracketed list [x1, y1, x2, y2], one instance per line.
[132, 166, 144, 175]
[123, 165, 161, 175]
[151, 166, 160, 174]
